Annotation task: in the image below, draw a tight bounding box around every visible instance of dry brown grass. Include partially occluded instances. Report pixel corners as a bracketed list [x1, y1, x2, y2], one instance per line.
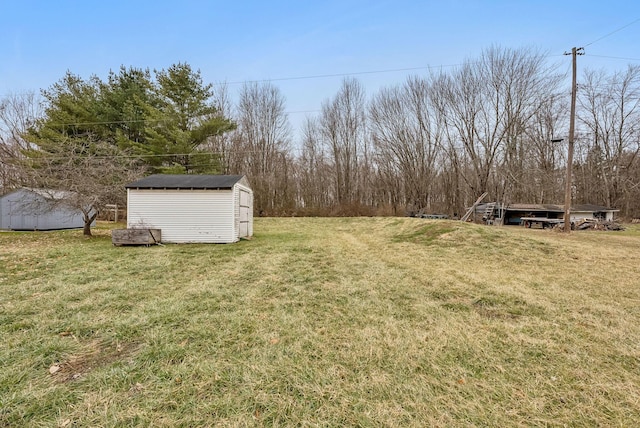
[1, 218, 639, 426]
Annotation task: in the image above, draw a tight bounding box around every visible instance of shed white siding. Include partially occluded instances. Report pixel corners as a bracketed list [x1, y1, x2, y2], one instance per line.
[570, 211, 595, 222]
[125, 174, 253, 244]
[571, 210, 616, 222]
[127, 189, 237, 243]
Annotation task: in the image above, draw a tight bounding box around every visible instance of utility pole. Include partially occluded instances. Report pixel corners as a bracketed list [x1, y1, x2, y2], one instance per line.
[563, 47, 584, 232]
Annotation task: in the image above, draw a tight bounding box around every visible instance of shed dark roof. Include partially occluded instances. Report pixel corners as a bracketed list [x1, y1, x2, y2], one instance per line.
[572, 204, 618, 212]
[125, 174, 245, 190]
[507, 203, 564, 212]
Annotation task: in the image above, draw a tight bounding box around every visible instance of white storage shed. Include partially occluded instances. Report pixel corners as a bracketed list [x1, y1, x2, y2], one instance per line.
[0, 188, 87, 231]
[125, 174, 253, 244]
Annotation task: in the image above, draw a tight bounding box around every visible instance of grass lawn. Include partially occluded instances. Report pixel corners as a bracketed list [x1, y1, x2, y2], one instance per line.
[1, 218, 640, 427]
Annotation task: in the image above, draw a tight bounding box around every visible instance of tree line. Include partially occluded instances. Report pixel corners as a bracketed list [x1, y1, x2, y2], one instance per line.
[1, 47, 640, 234]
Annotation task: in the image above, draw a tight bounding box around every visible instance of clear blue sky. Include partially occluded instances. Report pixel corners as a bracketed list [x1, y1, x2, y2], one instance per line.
[2, 0, 639, 137]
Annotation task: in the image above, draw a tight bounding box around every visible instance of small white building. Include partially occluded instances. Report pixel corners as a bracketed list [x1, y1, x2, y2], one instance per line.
[125, 174, 253, 244]
[0, 188, 87, 231]
[570, 204, 618, 222]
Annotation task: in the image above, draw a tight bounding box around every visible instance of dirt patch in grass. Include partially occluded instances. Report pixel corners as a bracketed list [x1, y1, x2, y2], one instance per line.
[50, 339, 141, 383]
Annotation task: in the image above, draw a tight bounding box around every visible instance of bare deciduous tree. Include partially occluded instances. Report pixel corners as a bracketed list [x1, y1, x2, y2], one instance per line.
[522, 94, 568, 203]
[21, 141, 143, 235]
[6, 51, 640, 220]
[236, 82, 292, 214]
[431, 47, 563, 211]
[0, 92, 42, 190]
[320, 78, 367, 210]
[203, 82, 245, 174]
[577, 65, 640, 215]
[370, 76, 444, 214]
[296, 117, 333, 212]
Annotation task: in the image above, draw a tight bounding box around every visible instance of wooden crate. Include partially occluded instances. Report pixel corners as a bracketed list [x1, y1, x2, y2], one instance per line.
[112, 228, 161, 246]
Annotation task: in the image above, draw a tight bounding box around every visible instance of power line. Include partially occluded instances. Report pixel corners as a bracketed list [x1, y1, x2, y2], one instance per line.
[220, 64, 466, 86]
[0, 63, 468, 99]
[0, 52, 624, 132]
[213, 55, 570, 86]
[586, 54, 640, 62]
[35, 109, 321, 128]
[584, 17, 640, 47]
[287, 109, 321, 115]
[17, 149, 307, 162]
[0, 53, 600, 100]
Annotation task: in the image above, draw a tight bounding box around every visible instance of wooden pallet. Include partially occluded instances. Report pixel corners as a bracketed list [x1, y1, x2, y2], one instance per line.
[112, 228, 161, 246]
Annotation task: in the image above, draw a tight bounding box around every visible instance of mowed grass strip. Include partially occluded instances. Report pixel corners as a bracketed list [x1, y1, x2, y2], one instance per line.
[1, 218, 639, 426]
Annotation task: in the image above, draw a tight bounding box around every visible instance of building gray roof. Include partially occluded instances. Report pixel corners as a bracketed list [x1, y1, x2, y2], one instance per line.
[125, 174, 245, 190]
[507, 203, 565, 212]
[508, 203, 616, 212]
[476, 202, 617, 212]
[572, 204, 618, 212]
[0, 188, 78, 201]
